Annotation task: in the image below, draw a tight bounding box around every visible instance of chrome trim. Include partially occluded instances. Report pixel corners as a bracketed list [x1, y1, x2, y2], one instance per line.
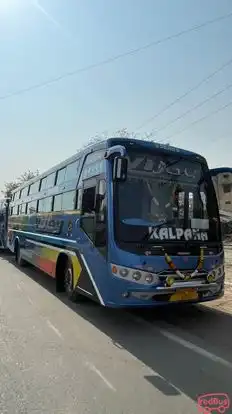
[130, 282, 219, 298]
[155, 282, 218, 294]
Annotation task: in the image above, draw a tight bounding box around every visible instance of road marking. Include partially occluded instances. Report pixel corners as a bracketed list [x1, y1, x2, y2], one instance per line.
[46, 319, 63, 339]
[160, 329, 232, 369]
[131, 314, 232, 370]
[85, 361, 116, 392]
[16, 284, 22, 292]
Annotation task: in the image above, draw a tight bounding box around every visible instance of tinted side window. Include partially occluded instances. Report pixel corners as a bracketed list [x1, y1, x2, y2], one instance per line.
[38, 199, 44, 212]
[40, 177, 47, 191]
[66, 161, 79, 181]
[46, 172, 56, 189]
[44, 197, 52, 212]
[14, 191, 20, 201]
[21, 187, 29, 199]
[82, 187, 96, 214]
[53, 194, 62, 212]
[62, 191, 76, 211]
[29, 181, 40, 195]
[38, 197, 52, 213]
[12, 206, 19, 215]
[19, 203, 27, 215]
[56, 168, 66, 186]
[28, 200, 37, 214]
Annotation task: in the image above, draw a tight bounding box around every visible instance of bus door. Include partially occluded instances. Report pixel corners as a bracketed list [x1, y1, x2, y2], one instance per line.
[79, 177, 107, 250]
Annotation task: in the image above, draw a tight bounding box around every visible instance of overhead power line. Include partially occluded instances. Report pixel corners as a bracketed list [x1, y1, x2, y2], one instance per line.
[148, 81, 232, 138]
[136, 56, 232, 131]
[0, 10, 232, 101]
[157, 99, 232, 144]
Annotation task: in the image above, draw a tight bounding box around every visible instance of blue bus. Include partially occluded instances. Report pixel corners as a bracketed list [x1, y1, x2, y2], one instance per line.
[8, 138, 224, 307]
[0, 198, 10, 249]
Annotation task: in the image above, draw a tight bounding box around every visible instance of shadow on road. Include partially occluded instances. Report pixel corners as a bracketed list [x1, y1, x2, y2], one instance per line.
[1, 252, 232, 402]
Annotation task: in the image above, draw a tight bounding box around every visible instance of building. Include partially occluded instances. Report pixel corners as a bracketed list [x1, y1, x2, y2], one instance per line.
[210, 167, 232, 214]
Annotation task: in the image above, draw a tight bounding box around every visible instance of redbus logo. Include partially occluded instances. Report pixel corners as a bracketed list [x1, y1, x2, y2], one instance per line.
[197, 393, 230, 413]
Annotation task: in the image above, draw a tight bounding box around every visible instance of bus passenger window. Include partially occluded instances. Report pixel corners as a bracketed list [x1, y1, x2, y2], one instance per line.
[44, 197, 52, 212]
[21, 187, 29, 199]
[82, 187, 96, 214]
[46, 172, 56, 189]
[12, 206, 19, 215]
[66, 161, 79, 181]
[19, 203, 27, 215]
[56, 168, 66, 186]
[53, 194, 62, 211]
[28, 200, 37, 215]
[38, 197, 52, 213]
[40, 177, 47, 191]
[62, 191, 76, 211]
[29, 181, 40, 195]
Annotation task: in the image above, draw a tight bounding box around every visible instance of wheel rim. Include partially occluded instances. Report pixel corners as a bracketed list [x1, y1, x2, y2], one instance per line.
[64, 266, 73, 293]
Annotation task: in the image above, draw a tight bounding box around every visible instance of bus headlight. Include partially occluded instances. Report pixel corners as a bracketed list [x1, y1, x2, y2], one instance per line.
[145, 274, 153, 284]
[111, 264, 159, 285]
[132, 271, 142, 281]
[119, 268, 129, 277]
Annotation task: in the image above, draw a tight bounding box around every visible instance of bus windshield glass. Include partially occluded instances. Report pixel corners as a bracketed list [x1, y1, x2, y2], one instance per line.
[115, 151, 220, 243]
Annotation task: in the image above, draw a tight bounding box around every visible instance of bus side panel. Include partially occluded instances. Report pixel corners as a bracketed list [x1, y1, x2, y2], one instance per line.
[8, 211, 80, 276]
[8, 209, 106, 304]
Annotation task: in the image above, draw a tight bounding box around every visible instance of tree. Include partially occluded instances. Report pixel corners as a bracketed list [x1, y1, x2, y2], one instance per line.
[3, 182, 19, 199]
[2, 169, 39, 199]
[80, 128, 151, 151]
[81, 128, 169, 150]
[18, 169, 39, 184]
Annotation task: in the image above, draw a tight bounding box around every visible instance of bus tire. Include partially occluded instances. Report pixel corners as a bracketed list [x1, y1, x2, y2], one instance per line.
[56, 254, 83, 302]
[64, 259, 75, 300]
[15, 242, 26, 267]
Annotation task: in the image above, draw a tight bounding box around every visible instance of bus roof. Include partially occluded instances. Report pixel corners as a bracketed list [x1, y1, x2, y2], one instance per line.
[11, 137, 206, 194]
[210, 167, 232, 176]
[107, 137, 205, 159]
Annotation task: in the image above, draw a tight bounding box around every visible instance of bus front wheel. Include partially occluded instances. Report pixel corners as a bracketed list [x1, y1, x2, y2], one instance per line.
[64, 259, 74, 298]
[15, 243, 26, 267]
[64, 258, 86, 302]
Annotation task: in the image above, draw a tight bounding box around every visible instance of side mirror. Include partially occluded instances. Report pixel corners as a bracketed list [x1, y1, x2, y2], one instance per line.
[113, 156, 128, 181]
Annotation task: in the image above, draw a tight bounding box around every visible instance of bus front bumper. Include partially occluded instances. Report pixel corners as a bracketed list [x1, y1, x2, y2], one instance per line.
[118, 280, 224, 305]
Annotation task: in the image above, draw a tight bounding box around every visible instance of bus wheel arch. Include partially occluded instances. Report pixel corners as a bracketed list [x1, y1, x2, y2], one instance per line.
[56, 252, 69, 293]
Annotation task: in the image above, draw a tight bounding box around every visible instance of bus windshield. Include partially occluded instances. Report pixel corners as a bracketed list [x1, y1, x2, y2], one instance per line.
[115, 151, 220, 244]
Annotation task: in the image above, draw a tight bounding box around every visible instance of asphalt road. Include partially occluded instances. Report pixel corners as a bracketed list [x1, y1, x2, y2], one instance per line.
[0, 252, 231, 414]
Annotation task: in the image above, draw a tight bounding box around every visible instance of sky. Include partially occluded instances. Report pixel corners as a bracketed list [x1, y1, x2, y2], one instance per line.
[0, 0, 232, 192]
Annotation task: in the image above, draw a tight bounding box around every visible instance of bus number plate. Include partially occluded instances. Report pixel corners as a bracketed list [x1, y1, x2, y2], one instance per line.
[169, 289, 199, 302]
